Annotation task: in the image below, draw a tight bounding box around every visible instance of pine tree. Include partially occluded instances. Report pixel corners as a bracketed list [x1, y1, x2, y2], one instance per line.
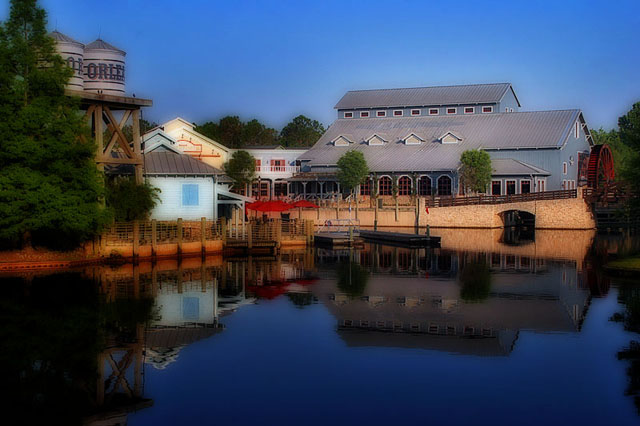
[0, 0, 109, 249]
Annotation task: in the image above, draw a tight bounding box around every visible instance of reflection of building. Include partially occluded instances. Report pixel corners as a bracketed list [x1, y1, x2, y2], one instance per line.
[313, 245, 591, 356]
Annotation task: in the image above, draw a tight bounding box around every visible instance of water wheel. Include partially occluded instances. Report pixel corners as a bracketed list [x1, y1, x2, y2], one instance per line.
[587, 144, 615, 189]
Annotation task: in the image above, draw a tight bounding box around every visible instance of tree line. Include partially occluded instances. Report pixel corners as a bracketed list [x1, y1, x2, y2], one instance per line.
[195, 115, 325, 149]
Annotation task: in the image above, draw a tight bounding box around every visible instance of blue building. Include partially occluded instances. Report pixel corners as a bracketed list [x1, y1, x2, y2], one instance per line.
[293, 83, 593, 198]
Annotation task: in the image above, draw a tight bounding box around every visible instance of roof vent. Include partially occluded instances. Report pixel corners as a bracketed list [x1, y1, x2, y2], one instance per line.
[439, 131, 463, 144]
[332, 135, 352, 147]
[403, 133, 424, 145]
[366, 134, 387, 146]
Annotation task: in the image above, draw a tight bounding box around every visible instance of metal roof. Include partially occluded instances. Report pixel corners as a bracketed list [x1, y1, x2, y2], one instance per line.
[85, 38, 126, 55]
[298, 110, 581, 173]
[491, 159, 550, 176]
[335, 83, 515, 110]
[145, 151, 223, 175]
[49, 30, 84, 46]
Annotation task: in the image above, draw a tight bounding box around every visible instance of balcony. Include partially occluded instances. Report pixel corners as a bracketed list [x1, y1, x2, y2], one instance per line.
[255, 165, 300, 174]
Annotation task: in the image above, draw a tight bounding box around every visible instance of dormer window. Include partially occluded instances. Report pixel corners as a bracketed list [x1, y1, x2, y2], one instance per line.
[366, 134, 387, 145]
[403, 133, 424, 145]
[429, 108, 439, 115]
[439, 131, 462, 144]
[446, 107, 457, 115]
[464, 107, 474, 114]
[376, 111, 386, 117]
[393, 110, 403, 117]
[411, 109, 421, 116]
[360, 111, 369, 118]
[344, 112, 353, 118]
[482, 106, 493, 113]
[332, 135, 352, 146]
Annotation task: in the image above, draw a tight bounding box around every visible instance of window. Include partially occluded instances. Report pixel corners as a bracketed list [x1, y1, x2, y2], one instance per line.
[376, 110, 386, 117]
[271, 159, 285, 171]
[562, 179, 567, 189]
[182, 184, 199, 206]
[537, 179, 545, 192]
[464, 107, 474, 114]
[429, 108, 439, 115]
[482, 106, 493, 113]
[344, 112, 353, 118]
[393, 110, 403, 117]
[446, 107, 457, 115]
[521, 180, 531, 194]
[360, 111, 369, 118]
[411, 109, 421, 116]
[418, 176, 432, 196]
[398, 176, 411, 195]
[510, 108, 514, 112]
[274, 182, 287, 196]
[491, 180, 501, 196]
[563, 162, 568, 175]
[254, 159, 261, 172]
[378, 176, 392, 195]
[575, 121, 580, 138]
[505, 107, 509, 112]
[506, 180, 516, 195]
[360, 178, 371, 196]
[437, 175, 452, 196]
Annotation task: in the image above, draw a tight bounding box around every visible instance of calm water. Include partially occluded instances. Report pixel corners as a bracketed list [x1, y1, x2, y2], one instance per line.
[2, 229, 640, 425]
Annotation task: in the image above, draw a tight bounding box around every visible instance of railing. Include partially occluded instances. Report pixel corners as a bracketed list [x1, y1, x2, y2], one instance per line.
[426, 189, 578, 207]
[318, 219, 360, 234]
[255, 165, 300, 173]
[104, 219, 222, 246]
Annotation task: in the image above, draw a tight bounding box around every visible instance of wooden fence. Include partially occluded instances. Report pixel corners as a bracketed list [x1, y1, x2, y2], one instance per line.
[425, 189, 578, 207]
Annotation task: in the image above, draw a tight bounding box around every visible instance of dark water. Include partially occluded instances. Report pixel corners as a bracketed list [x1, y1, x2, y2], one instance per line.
[2, 229, 640, 425]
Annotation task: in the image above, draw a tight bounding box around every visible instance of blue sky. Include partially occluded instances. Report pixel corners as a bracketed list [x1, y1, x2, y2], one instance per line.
[3, 0, 639, 130]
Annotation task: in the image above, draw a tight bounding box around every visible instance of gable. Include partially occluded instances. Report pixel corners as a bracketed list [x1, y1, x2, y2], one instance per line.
[440, 131, 462, 144]
[403, 133, 424, 145]
[366, 134, 387, 146]
[143, 130, 182, 154]
[332, 135, 352, 147]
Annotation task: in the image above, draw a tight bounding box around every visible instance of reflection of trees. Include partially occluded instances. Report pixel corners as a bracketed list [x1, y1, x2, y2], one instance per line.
[286, 292, 314, 308]
[337, 261, 369, 298]
[0, 273, 153, 424]
[459, 260, 492, 302]
[612, 284, 640, 414]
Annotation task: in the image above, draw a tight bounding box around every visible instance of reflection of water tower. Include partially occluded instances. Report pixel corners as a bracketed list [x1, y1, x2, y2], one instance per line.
[50, 31, 84, 90]
[83, 39, 126, 95]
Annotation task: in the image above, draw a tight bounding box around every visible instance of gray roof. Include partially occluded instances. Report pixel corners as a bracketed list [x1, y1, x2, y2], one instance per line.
[492, 159, 550, 176]
[106, 151, 224, 176]
[85, 38, 126, 55]
[145, 151, 223, 175]
[335, 83, 516, 110]
[49, 30, 84, 46]
[298, 110, 582, 173]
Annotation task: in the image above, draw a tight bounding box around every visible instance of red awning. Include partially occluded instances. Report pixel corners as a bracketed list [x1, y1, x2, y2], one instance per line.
[290, 200, 320, 209]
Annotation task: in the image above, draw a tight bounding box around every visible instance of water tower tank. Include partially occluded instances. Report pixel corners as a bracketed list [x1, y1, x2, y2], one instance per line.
[83, 39, 126, 95]
[50, 31, 84, 91]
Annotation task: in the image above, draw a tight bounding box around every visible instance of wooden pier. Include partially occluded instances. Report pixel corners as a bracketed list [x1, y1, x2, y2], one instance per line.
[358, 230, 441, 247]
[314, 232, 364, 248]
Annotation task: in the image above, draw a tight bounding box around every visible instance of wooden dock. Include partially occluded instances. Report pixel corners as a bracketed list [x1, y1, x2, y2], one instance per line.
[358, 230, 441, 247]
[314, 232, 364, 248]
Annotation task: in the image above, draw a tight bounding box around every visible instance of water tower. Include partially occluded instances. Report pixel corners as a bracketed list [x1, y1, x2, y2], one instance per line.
[50, 30, 84, 90]
[83, 39, 126, 95]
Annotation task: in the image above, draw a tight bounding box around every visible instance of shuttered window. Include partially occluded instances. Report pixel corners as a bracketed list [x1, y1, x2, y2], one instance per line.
[182, 184, 199, 206]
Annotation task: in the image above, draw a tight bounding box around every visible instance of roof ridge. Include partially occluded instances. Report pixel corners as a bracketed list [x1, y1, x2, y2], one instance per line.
[345, 82, 510, 94]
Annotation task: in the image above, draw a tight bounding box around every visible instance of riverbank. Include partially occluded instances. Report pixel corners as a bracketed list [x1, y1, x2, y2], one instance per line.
[606, 256, 640, 277]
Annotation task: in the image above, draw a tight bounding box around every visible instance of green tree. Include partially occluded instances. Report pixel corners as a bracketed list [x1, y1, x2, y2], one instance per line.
[336, 151, 369, 193]
[243, 119, 279, 146]
[105, 177, 160, 221]
[280, 115, 325, 147]
[195, 120, 220, 141]
[459, 149, 492, 194]
[618, 102, 640, 189]
[591, 128, 633, 177]
[0, 0, 109, 249]
[224, 150, 256, 192]
[337, 261, 369, 298]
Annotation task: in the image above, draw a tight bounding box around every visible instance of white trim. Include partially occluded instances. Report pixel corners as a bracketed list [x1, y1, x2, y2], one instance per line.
[366, 134, 387, 145]
[439, 131, 463, 144]
[446, 107, 457, 115]
[520, 179, 532, 194]
[360, 111, 370, 118]
[563, 162, 568, 175]
[574, 121, 580, 138]
[428, 108, 439, 115]
[343, 111, 353, 118]
[376, 110, 386, 117]
[464, 106, 475, 114]
[332, 135, 352, 146]
[491, 179, 502, 196]
[393, 110, 403, 117]
[505, 179, 517, 195]
[411, 109, 421, 116]
[403, 132, 425, 145]
[481, 106, 494, 113]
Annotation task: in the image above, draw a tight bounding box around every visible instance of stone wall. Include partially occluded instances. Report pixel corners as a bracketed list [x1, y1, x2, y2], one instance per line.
[291, 192, 595, 230]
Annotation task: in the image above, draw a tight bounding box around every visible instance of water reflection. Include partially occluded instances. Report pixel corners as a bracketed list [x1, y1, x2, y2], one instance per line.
[2, 229, 640, 424]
